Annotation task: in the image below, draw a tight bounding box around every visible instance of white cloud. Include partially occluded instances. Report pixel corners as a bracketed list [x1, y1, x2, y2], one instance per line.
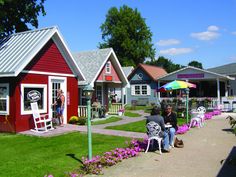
[191, 25, 220, 41]
[207, 25, 219, 31]
[156, 39, 180, 46]
[232, 31, 236, 35]
[159, 48, 193, 56]
[229, 56, 236, 61]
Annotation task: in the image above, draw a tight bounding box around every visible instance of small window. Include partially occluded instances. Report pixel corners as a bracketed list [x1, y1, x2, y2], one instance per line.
[106, 61, 111, 73]
[0, 83, 9, 115]
[132, 84, 150, 96]
[21, 84, 47, 115]
[135, 85, 140, 95]
[142, 85, 147, 95]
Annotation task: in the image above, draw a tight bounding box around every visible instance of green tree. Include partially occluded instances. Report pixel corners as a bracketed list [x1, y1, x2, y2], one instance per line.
[99, 5, 155, 66]
[146, 56, 183, 73]
[0, 0, 46, 38]
[188, 60, 203, 69]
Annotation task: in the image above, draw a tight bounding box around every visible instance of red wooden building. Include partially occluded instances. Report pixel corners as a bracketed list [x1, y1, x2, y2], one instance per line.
[0, 27, 84, 132]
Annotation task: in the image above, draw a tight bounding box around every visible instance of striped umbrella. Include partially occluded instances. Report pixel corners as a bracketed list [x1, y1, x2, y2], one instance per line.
[158, 80, 196, 124]
[158, 80, 196, 92]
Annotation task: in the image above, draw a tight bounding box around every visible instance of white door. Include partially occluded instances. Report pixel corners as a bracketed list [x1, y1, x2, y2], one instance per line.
[48, 76, 67, 123]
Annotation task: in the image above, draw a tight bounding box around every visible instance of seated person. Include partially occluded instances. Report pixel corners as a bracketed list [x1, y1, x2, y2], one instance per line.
[146, 106, 170, 152]
[92, 98, 102, 117]
[162, 105, 178, 147]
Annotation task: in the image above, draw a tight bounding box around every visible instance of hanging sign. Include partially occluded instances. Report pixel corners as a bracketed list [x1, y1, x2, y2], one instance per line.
[27, 90, 41, 102]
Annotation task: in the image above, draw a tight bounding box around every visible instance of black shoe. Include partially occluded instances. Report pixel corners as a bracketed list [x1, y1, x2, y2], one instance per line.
[162, 149, 170, 153]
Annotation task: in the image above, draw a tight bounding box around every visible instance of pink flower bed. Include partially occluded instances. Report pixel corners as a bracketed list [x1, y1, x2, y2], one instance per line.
[176, 124, 189, 134]
[204, 113, 213, 120]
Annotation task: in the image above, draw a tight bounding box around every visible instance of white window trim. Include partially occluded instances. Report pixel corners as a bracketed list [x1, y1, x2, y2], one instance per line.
[21, 84, 47, 115]
[106, 61, 111, 74]
[0, 83, 10, 115]
[132, 84, 150, 96]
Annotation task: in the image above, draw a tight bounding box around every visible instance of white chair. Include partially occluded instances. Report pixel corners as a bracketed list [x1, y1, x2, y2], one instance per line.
[189, 109, 203, 128]
[197, 106, 206, 125]
[189, 117, 202, 128]
[145, 121, 163, 154]
[30, 102, 54, 133]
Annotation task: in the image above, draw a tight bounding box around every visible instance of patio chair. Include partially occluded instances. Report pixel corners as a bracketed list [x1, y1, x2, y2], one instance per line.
[145, 121, 163, 154]
[223, 101, 231, 112]
[30, 102, 54, 133]
[189, 109, 203, 128]
[197, 106, 206, 125]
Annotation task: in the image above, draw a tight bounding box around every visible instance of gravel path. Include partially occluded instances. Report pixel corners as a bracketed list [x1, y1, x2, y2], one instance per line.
[88, 113, 236, 177]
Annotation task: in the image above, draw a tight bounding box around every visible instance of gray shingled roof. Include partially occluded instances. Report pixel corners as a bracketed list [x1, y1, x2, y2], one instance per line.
[208, 63, 236, 75]
[73, 48, 112, 85]
[122, 66, 134, 77]
[0, 27, 56, 76]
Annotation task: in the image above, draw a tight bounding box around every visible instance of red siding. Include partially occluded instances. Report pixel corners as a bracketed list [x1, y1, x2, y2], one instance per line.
[0, 73, 78, 133]
[14, 73, 48, 132]
[96, 60, 121, 82]
[25, 39, 73, 74]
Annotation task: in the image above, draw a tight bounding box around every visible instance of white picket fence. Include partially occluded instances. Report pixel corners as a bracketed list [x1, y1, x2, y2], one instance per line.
[78, 103, 123, 117]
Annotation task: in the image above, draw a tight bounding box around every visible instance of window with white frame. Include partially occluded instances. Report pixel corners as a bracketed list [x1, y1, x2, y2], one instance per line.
[106, 61, 111, 73]
[131, 84, 150, 96]
[21, 84, 47, 115]
[0, 83, 9, 115]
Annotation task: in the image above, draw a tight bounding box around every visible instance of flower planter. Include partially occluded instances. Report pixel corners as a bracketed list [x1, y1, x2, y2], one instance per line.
[118, 112, 123, 116]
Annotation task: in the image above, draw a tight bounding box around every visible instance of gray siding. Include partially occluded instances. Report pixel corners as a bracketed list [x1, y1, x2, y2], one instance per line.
[127, 68, 158, 105]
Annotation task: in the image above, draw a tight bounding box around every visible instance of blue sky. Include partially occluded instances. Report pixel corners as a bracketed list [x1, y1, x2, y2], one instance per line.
[37, 0, 236, 69]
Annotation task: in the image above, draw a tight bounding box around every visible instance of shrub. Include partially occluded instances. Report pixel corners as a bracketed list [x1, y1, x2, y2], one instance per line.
[77, 117, 86, 125]
[69, 116, 79, 124]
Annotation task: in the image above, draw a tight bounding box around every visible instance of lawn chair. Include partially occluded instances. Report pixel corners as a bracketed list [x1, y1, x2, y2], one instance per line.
[145, 121, 163, 154]
[30, 102, 54, 133]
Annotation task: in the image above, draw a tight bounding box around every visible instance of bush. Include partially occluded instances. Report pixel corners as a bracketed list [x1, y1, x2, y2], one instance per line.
[77, 117, 86, 125]
[69, 116, 79, 124]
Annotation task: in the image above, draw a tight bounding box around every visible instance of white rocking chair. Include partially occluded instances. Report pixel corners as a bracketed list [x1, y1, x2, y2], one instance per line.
[30, 102, 54, 133]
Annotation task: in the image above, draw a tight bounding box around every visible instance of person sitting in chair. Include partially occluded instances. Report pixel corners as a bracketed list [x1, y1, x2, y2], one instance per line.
[92, 98, 102, 118]
[162, 104, 178, 148]
[146, 106, 170, 152]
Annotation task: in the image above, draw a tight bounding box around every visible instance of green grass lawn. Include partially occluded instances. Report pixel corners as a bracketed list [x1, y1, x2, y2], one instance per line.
[124, 111, 141, 117]
[106, 120, 146, 133]
[106, 118, 187, 133]
[0, 133, 131, 177]
[91, 116, 122, 125]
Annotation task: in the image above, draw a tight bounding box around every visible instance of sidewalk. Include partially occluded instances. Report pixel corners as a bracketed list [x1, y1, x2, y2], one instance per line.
[88, 113, 236, 177]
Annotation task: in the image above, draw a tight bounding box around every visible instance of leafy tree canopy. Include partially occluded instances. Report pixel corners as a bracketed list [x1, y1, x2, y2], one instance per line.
[0, 0, 46, 38]
[188, 60, 203, 69]
[145, 56, 183, 73]
[99, 5, 155, 66]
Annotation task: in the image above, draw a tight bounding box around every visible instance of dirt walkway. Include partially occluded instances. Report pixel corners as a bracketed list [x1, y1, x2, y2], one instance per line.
[88, 113, 236, 177]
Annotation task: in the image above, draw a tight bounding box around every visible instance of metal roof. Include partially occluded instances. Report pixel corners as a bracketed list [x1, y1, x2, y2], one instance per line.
[158, 66, 234, 81]
[0, 26, 85, 80]
[208, 63, 236, 75]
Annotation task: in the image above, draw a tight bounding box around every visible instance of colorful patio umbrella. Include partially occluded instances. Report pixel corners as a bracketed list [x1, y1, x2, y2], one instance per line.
[158, 80, 196, 92]
[158, 80, 196, 124]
